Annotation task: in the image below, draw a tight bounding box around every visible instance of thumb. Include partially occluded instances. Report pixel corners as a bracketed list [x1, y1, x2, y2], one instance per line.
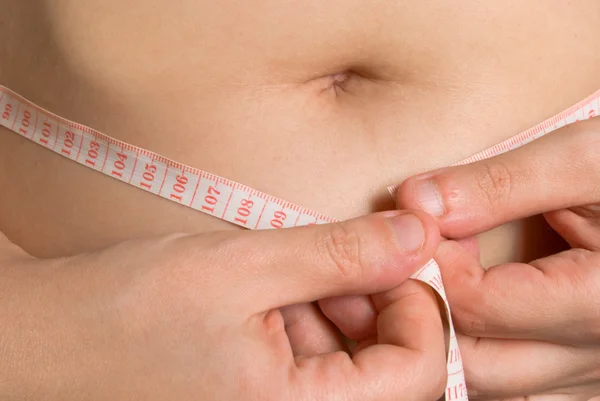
[216, 210, 441, 311]
[395, 118, 600, 238]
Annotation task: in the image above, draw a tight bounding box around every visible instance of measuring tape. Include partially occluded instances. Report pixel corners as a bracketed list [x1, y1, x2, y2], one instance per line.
[1, 83, 598, 400]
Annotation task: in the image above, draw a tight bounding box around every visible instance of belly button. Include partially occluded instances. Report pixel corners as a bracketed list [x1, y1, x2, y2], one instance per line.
[307, 70, 357, 97]
[328, 71, 351, 95]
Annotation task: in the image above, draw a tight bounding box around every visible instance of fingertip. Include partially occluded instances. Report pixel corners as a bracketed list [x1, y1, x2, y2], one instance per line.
[398, 162, 526, 240]
[318, 295, 377, 341]
[357, 210, 442, 281]
[367, 281, 447, 399]
[417, 209, 443, 255]
[294, 279, 448, 401]
[380, 209, 440, 249]
[348, 280, 448, 400]
[394, 209, 442, 262]
[397, 171, 473, 239]
[409, 208, 441, 241]
[395, 176, 421, 211]
[281, 303, 347, 357]
[375, 280, 445, 352]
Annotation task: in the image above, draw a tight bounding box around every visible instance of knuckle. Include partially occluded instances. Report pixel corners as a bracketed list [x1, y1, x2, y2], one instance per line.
[315, 222, 365, 282]
[452, 301, 488, 336]
[473, 162, 514, 214]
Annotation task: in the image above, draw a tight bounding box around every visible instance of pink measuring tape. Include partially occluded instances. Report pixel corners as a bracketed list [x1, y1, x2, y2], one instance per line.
[1, 83, 599, 400]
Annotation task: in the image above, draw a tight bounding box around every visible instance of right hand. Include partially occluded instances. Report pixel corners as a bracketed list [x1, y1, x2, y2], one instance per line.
[395, 118, 600, 400]
[0, 210, 446, 401]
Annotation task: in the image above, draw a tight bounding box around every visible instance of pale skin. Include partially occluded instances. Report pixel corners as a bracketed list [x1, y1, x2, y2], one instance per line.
[4, 117, 600, 400]
[2, 1, 600, 399]
[397, 117, 600, 400]
[313, 118, 600, 400]
[2, 0, 600, 268]
[0, 210, 448, 401]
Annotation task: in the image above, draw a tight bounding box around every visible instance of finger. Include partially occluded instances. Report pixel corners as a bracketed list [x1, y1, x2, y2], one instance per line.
[436, 240, 600, 345]
[455, 235, 480, 260]
[458, 334, 593, 400]
[544, 208, 600, 251]
[280, 302, 347, 357]
[371, 280, 444, 353]
[489, 397, 582, 401]
[318, 295, 377, 342]
[292, 280, 447, 401]
[396, 118, 600, 238]
[317, 235, 480, 343]
[200, 210, 441, 312]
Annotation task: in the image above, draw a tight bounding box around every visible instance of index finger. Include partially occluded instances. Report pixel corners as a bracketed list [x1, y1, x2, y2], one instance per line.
[396, 118, 600, 238]
[292, 280, 448, 401]
[436, 240, 600, 345]
[352, 280, 448, 400]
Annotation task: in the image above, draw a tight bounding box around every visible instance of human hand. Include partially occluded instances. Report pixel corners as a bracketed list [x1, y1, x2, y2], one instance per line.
[0, 210, 446, 401]
[397, 118, 600, 400]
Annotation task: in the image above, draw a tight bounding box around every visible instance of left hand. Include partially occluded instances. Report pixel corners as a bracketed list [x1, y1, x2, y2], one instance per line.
[396, 118, 600, 400]
[0, 211, 446, 401]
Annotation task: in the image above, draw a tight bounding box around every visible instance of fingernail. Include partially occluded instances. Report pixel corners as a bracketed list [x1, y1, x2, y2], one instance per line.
[388, 213, 425, 251]
[415, 179, 445, 217]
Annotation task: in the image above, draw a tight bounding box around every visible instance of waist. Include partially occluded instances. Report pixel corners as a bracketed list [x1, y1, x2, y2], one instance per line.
[0, 1, 599, 264]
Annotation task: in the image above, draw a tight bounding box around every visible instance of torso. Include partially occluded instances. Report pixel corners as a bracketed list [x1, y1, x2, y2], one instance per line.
[1, 0, 599, 266]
